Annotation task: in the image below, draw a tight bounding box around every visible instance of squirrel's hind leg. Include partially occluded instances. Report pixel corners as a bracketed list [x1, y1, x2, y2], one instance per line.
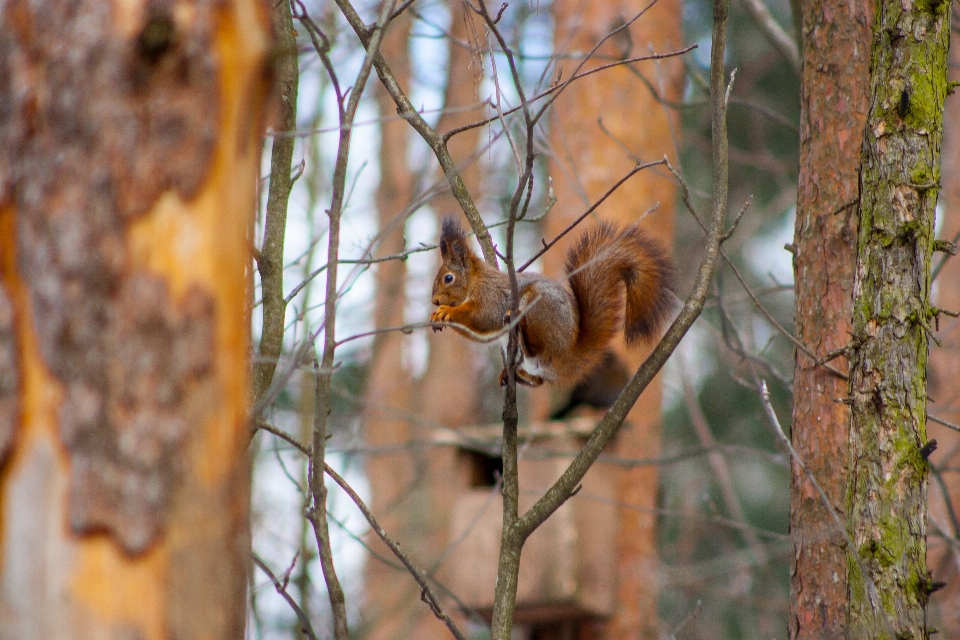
[498, 367, 544, 387]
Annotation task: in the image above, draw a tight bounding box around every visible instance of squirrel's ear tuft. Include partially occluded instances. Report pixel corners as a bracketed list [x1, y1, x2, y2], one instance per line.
[440, 216, 464, 242]
[439, 216, 469, 266]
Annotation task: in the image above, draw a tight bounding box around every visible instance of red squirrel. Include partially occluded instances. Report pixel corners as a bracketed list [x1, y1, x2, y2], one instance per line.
[430, 217, 675, 387]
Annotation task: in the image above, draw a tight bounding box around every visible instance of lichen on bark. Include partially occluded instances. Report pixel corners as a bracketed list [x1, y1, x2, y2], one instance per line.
[846, 0, 951, 635]
[0, 0, 222, 554]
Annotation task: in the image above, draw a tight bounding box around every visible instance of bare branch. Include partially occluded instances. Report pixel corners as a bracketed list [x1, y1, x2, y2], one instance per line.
[333, 0, 498, 265]
[307, 353, 349, 640]
[679, 352, 769, 565]
[518, 159, 667, 271]
[323, 463, 469, 640]
[254, 0, 300, 405]
[737, 0, 800, 73]
[251, 553, 320, 640]
[303, 2, 406, 637]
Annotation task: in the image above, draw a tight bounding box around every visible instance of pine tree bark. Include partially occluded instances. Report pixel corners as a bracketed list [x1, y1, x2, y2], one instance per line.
[789, 0, 871, 637]
[411, 2, 488, 636]
[362, 9, 420, 640]
[0, 1, 269, 637]
[846, 0, 951, 636]
[546, 0, 683, 638]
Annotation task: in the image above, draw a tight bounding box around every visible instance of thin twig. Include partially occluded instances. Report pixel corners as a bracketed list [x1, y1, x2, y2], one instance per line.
[736, 0, 800, 72]
[680, 351, 769, 565]
[930, 413, 960, 433]
[251, 553, 320, 640]
[333, 0, 498, 265]
[722, 248, 847, 380]
[256, 418, 311, 456]
[323, 463, 469, 640]
[517, 159, 668, 271]
[305, 1, 404, 637]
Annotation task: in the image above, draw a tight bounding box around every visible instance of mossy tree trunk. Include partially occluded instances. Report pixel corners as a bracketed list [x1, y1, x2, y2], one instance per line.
[846, 0, 951, 636]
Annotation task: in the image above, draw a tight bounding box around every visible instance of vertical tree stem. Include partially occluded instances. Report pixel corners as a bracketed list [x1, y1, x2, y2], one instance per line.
[789, 0, 871, 635]
[254, 0, 299, 404]
[846, 0, 951, 636]
[307, 3, 397, 639]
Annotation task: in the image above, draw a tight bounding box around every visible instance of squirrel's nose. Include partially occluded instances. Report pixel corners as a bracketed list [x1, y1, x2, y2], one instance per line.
[431, 296, 440, 306]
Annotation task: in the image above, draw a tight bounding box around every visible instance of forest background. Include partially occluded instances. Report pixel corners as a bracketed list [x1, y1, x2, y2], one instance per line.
[0, 0, 958, 638]
[249, 0, 960, 637]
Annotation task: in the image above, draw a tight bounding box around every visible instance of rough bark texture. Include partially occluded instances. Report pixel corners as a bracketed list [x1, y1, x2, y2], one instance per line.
[0, 0, 223, 554]
[846, 0, 950, 635]
[925, 32, 960, 638]
[789, 0, 871, 637]
[0, 0, 269, 636]
[546, 0, 683, 637]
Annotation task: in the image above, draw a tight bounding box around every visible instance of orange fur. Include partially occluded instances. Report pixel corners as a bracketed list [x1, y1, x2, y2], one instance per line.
[430, 218, 674, 386]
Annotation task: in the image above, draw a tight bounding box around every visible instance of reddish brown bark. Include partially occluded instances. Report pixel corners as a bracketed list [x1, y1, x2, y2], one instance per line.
[362, 5, 485, 638]
[405, 2, 489, 636]
[418, 0, 486, 432]
[0, 0, 269, 636]
[789, 0, 871, 637]
[362, 10, 419, 640]
[546, 0, 683, 637]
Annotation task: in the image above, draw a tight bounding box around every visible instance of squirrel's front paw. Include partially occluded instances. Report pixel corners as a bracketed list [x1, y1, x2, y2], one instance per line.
[431, 306, 452, 332]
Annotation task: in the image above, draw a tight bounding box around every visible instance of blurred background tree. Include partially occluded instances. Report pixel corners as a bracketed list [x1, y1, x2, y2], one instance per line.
[0, 0, 270, 637]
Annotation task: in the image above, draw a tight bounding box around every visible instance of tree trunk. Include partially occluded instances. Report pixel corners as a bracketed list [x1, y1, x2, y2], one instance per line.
[0, 1, 269, 637]
[546, 0, 683, 638]
[408, 3, 489, 636]
[362, 9, 420, 640]
[361, 0, 489, 636]
[846, 0, 951, 636]
[789, 0, 871, 637]
[417, 0, 487, 437]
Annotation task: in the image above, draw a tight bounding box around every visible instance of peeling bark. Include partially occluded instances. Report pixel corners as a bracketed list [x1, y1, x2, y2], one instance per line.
[0, 0, 269, 635]
[0, 0, 221, 554]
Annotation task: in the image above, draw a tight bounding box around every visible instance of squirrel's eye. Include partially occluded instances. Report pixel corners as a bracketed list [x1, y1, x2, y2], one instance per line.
[444, 274, 454, 284]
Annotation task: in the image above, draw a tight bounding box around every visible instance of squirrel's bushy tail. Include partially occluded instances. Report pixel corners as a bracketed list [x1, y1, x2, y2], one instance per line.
[566, 223, 675, 355]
